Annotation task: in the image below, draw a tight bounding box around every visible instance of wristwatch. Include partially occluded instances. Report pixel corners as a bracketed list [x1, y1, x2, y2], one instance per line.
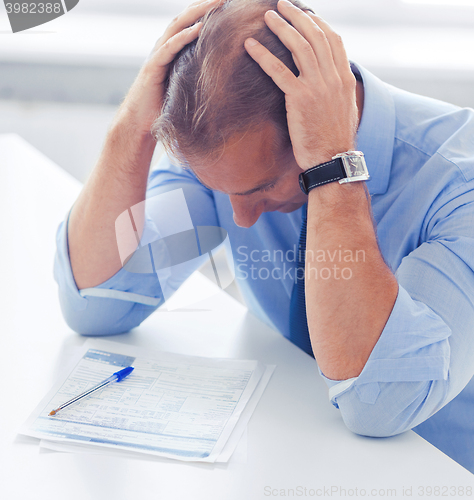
[299, 151, 370, 195]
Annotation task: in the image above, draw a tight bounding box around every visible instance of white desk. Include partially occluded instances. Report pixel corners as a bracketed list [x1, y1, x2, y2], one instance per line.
[1, 134, 473, 500]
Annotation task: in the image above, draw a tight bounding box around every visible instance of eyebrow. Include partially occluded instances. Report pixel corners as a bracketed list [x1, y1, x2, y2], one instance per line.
[192, 170, 278, 196]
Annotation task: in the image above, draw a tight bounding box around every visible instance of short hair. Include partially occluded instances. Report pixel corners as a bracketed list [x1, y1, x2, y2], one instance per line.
[152, 0, 313, 166]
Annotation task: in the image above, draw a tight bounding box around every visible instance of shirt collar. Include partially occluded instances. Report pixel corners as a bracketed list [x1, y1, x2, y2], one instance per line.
[351, 62, 396, 196]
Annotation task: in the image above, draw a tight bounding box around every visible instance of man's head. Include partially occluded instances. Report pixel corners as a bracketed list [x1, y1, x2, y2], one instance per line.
[153, 0, 313, 227]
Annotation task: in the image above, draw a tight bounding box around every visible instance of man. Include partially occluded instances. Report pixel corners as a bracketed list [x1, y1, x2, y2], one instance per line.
[55, 0, 474, 473]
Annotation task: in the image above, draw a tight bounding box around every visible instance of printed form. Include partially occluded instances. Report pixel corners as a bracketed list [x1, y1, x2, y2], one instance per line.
[21, 339, 273, 462]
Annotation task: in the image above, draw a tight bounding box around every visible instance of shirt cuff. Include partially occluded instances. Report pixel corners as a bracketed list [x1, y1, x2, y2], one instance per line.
[318, 283, 452, 408]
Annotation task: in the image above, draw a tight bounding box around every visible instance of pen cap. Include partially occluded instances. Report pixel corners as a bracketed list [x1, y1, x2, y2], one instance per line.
[113, 366, 134, 382]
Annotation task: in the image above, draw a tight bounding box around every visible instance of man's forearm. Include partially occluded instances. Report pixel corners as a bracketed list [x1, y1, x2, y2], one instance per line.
[68, 111, 156, 290]
[305, 181, 399, 380]
[65, 1, 215, 291]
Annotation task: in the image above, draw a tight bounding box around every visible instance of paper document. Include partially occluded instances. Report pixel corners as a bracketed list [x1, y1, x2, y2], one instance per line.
[21, 339, 273, 462]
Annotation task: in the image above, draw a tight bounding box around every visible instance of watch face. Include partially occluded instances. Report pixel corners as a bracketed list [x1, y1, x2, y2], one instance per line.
[339, 154, 370, 184]
[347, 157, 366, 177]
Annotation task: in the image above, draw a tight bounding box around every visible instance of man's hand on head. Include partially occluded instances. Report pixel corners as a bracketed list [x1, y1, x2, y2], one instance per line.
[244, 0, 359, 171]
[117, 0, 225, 135]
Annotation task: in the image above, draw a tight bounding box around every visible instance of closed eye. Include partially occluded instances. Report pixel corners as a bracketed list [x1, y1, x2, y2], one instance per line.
[261, 183, 276, 192]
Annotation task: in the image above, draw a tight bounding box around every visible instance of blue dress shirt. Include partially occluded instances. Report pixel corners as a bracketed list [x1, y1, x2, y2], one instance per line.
[54, 63, 474, 474]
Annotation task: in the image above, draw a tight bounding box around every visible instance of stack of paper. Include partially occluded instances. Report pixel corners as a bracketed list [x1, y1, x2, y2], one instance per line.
[20, 339, 274, 463]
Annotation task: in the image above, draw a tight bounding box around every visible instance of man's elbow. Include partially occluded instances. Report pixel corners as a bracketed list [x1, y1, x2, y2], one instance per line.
[60, 307, 130, 337]
[341, 410, 409, 438]
[334, 380, 447, 438]
[58, 295, 154, 336]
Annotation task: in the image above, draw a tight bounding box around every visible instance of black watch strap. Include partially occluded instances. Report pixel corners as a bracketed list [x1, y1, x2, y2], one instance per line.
[299, 158, 346, 195]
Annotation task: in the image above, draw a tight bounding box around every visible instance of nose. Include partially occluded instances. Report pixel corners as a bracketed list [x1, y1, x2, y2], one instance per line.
[230, 196, 263, 228]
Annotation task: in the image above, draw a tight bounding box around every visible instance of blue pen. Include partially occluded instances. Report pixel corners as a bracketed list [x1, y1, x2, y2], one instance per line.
[48, 366, 134, 416]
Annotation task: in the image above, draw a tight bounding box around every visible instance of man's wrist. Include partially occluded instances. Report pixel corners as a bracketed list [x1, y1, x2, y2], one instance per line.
[307, 181, 370, 229]
[298, 156, 332, 172]
[298, 145, 357, 172]
[113, 102, 157, 139]
[103, 113, 156, 178]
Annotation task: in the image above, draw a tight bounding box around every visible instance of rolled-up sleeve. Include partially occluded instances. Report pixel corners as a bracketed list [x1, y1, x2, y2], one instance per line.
[54, 155, 219, 336]
[54, 213, 166, 336]
[319, 186, 474, 437]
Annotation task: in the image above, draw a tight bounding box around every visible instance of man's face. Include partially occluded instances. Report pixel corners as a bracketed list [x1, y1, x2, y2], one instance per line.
[191, 122, 307, 228]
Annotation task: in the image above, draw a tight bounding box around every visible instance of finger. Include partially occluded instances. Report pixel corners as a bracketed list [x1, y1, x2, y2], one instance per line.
[276, 0, 338, 82]
[151, 23, 203, 73]
[244, 38, 299, 95]
[305, 11, 353, 82]
[264, 10, 321, 81]
[148, 0, 218, 63]
[162, 0, 223, 41]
